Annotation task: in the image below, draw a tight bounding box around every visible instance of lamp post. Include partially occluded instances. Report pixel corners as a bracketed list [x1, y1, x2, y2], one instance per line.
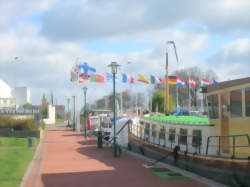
[72, 96, 76, 131]
[82, 87, 88, 138]
[108, 61, 120, 157]
[67, 98, 70, 127]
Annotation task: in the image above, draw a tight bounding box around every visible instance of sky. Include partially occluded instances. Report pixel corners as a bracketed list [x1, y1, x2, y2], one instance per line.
[0, 0, 250, 107]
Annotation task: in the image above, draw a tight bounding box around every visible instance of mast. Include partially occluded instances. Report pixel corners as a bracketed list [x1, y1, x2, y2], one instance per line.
[165, 51, 169, 114]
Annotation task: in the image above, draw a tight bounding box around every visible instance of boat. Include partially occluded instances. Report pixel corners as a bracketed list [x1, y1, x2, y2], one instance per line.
[128, 77, 250, 186]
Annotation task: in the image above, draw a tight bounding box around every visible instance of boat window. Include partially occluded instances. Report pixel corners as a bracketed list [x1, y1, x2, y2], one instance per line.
[230, 89, 242, 118]
[139, 121, 144, 125]
[192, 130, 202, 147]
[245, 87, 250, 117]
[159, 126, 165, 139]
[168, 128, 175, 142]
[152, 124, 156, 137]
[207, 94, 219, 119]
[179, 128, 187, 145]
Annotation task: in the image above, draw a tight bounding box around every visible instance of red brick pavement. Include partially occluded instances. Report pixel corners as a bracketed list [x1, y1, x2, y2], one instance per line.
[26, 128, 208, 187]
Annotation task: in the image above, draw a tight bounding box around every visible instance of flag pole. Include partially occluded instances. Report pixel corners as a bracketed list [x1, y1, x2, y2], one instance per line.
[189, 80, 191, 115]
[165, 48, 169, 115]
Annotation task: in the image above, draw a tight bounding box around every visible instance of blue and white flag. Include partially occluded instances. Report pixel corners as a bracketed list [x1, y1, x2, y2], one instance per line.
[106, 73, 120, 82]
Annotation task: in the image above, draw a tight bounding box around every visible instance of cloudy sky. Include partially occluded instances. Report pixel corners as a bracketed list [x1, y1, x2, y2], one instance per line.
[0, 0, 250, 106]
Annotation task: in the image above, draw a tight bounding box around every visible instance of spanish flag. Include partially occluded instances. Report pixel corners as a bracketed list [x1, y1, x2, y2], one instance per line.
[168, 76, 177, 85]
[138, 74, 150, 84]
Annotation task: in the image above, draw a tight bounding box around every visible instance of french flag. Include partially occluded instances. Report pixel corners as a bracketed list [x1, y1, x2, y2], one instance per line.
[189, 78, 197, 87]
[201, 78, 211, 86]
[177, 77, 186, 87]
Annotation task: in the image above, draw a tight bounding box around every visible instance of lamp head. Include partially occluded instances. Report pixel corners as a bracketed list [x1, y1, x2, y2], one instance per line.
[108, 62, 120, 74]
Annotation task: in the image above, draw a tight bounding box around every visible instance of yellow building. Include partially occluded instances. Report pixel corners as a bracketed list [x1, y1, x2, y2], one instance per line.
[204, 77, 250, 158]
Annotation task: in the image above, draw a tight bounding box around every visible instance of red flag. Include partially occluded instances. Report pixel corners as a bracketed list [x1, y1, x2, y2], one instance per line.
[87, 116, 91, 130]
[129, 77, 134, 84]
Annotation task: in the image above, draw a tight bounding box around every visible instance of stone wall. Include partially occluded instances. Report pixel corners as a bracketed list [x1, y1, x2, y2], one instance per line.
[0, 128, 40, 138]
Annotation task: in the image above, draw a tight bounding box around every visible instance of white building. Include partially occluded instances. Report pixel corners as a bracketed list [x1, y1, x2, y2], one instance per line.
[0, 79, 15, 109]
[12, 86, 30, 108]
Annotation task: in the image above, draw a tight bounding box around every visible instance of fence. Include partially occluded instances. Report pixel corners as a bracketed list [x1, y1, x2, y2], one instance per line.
[130, 123, 250, 159]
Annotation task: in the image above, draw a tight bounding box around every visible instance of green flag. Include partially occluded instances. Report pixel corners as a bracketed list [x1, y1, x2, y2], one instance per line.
[150, 75, 156, 84]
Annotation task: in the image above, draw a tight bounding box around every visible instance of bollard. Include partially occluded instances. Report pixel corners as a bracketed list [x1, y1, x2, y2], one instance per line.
[28, 137, 35, 148]
[97, 131, 103, 149]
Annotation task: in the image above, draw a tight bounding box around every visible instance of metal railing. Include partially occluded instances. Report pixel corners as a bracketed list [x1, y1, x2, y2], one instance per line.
[130, 123, 250, 159]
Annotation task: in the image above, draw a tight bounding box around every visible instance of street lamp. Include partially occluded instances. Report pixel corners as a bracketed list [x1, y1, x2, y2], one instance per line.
[82, 86, 88, 138]
[108, 61, 120, 157]
[67, 98, 70, 127]
[72, 96, 76, 131]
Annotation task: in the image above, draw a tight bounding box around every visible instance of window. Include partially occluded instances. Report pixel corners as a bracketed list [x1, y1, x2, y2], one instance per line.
[192, 130, 202, 147]
[168, 128, 176, 142]
[230, 89, 242, 118]
[245, 87, 250, 117]
[207, 95, 219, 119]
[152, 124, 156, 137]
[159, 126, 165, 139]
[145, 123, 150, 135]
[179, 128, 187, 145]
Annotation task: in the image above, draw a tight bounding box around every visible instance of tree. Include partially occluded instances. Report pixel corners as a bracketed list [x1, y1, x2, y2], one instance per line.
[152, 90, 175, 113]
[23, 103, 34, 110]
[40, 93, 48, 117]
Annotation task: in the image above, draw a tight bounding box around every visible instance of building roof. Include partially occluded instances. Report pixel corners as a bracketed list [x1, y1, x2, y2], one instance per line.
[205, 77, 250, 93]
[55, 105, 65, 110]
[0, 79, 13, 98]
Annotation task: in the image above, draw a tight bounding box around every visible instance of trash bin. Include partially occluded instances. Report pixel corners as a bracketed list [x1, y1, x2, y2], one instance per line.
[97, 131, 103, 149]
[28, 137, 35, 148]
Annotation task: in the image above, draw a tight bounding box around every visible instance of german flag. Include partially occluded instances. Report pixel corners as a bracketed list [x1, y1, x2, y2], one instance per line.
[168, 76, 177, 85]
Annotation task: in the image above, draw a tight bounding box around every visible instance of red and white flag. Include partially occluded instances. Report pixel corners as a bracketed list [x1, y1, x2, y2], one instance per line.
[189, 78, 197, 87]
[201, 78, 211, 86]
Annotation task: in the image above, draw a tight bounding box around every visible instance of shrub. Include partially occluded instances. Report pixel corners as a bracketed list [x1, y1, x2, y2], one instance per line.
[0, 115, 39, 131]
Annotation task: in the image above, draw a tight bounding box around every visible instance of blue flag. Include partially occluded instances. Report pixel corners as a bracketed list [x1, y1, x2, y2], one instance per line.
[122, 74, 127, 83]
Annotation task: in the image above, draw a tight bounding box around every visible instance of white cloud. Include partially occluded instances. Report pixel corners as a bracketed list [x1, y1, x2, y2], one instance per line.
[40, 0, 250, 41]
[206, 38, 250, 80]
[0, 0, 58, 29]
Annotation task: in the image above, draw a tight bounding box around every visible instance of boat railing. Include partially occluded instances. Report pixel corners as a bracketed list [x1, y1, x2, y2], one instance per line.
[130, 123, 250, 159]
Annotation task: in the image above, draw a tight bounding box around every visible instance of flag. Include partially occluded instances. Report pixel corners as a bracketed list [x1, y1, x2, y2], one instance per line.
[90, 74, 104, 83]
[78, 62, 96, 79]
[150, 75, 156, 84]
[212, 80, 217, 84]
[106, 73, 119, 82]
[138, 74, 150, 84]
[129, 76, 134, 84]
[106, 73, 113, 82]
[177, 77, 186, 87]
[201, 78, 211, 86]
[168, 76, 177, 85]
[70, 70, 78, 82]
[87, 116, 91, 130]
[189, 78, 197, 87]
[79, 76, 87, 83]
[157, 77, 163, 84]
[122, 74, 128, 83]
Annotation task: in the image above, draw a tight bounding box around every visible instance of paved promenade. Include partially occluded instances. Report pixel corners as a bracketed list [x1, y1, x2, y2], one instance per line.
[24, 127, 209, 187]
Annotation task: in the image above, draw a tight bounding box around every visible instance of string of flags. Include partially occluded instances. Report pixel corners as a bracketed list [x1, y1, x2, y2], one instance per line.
[70, 62, 216, 87]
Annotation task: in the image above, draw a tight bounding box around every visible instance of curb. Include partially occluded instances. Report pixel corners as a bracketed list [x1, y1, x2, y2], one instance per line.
[19, 130, 46, 187]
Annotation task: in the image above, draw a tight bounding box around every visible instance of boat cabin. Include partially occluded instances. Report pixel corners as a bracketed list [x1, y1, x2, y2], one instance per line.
[204, 77, 250, 157]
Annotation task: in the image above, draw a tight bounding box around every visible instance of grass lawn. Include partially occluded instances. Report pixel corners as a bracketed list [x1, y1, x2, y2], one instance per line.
[0, 137, 39, 187]
[56, 119, 65, 124]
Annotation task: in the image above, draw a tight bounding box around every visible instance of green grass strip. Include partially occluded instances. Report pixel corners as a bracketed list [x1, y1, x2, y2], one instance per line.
[0, 137, 39, 187]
